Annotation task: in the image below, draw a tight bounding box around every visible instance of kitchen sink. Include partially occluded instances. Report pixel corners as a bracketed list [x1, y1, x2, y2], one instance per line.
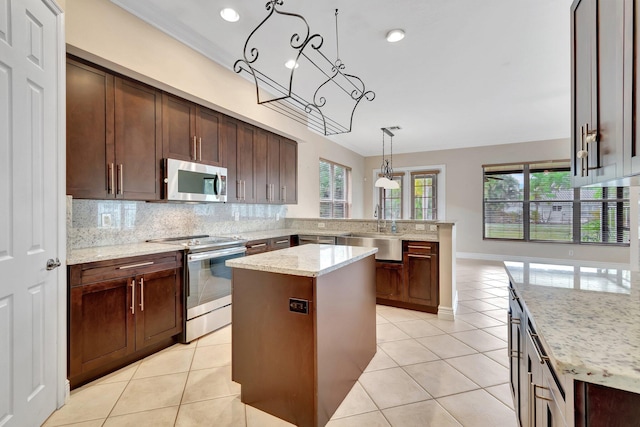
[336, 233, 403, 261]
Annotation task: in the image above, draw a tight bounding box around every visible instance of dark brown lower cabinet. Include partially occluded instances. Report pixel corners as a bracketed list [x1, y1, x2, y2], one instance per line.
[375, 261, 404, 301]
[68, 252, 183, 388]
[575, 381, 640, 427]
[375, 241, 439, 313]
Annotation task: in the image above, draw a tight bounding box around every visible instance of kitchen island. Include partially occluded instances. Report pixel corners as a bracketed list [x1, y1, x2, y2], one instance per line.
[227, 244, 378, 427]
[505, 261, 640, 426]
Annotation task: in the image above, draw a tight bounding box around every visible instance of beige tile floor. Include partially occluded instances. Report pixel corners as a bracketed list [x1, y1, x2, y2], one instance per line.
[44, 259, 517, 427]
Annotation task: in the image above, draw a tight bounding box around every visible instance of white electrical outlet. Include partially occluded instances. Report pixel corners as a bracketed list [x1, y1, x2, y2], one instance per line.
[234, 212, 239, 221]
[100, 213, 112, 228]
[276, 213, 280, 221]
[429, 225, 438, 232]
[568, 250, 574, 256]
[318, 222, 325, 228]
[415, 224, 425, 231]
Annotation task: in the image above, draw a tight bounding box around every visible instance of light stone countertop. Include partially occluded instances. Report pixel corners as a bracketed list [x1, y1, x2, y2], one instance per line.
[68, 229, 437, 265]
[504, 261, 640, 394]
[67, 242, 181, 265]
[226, 244, 377, 277]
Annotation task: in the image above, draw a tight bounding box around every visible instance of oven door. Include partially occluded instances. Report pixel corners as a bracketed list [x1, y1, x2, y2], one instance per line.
[186, 246, 246, 320]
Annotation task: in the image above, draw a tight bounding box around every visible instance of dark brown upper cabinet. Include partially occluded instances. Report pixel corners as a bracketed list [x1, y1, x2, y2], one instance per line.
[162, 93, 223, 166]
[66, 57, 162, 200]
[571, 0, 629, 186]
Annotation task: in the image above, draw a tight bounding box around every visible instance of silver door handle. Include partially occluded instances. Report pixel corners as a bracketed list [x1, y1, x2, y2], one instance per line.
[407, 254, 431, 259]
[46, 258, 61, 270]
[108, 163, 114, 195]
[117, 164, 123, 195]
[130, 279, 135, 315]
[199, 137, 202, 161]
[193, 136, 197, 161]
[139, 278, 144, 311]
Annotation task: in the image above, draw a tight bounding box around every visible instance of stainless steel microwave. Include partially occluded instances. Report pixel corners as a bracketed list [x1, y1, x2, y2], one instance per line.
[165, 158, 227, 202]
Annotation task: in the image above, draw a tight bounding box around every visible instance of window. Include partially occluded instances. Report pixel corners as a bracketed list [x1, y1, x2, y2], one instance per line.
[319, 159, 350, 218]
[411, 170, 438, 220]
[379, 173, 403, 219]
[483, 161, 629, 245]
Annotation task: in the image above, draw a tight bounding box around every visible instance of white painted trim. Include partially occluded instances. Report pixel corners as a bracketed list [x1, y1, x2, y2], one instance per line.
[371, 164, 446, 220]
[456, 252, 631, 270]
[52, 0, 67, 409]
[437, 305, 455, 321]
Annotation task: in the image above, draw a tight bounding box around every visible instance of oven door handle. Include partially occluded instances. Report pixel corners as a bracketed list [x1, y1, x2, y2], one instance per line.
[187, 246, 247, 262]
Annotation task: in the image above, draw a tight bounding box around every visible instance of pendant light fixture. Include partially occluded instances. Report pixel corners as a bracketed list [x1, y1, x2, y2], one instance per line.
[375, 127, 400, 190]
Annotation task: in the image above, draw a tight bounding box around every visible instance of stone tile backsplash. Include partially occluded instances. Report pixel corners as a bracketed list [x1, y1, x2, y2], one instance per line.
[68, 197, 287, 249]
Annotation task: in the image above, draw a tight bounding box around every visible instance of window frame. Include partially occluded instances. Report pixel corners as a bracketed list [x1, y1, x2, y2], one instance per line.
[482, 161, 630, 246]
[378, 172, 403, 220]
[410, 170, 439, 220]
[319, 158, 351, 219]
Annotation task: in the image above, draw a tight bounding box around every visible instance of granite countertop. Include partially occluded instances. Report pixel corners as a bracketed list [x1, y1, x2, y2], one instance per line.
[68, 229, 437, 265]
[67, 242, 181, 265]
[226, 244, 378, 277]
[504, 261, 640, 394]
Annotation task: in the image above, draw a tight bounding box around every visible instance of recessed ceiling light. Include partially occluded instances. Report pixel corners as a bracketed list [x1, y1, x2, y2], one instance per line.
[386, 29, 405, 43]
[284, 59, 299, 69]
[220, 8, 240, 22]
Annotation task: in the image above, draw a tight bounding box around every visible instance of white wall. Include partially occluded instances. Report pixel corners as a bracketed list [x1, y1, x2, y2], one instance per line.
[63, 0, 367, 218]
[365, 138, 630, 264]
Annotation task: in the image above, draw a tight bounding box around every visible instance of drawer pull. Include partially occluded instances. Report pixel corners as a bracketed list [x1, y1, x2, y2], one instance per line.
[528, 330, 550, 364]
[118, 261, 154, 270]
[249, 243, 267, 248]
[274, 240, 289, 244]
[407, 245, 429, 249]
[407, 254, 431, 259]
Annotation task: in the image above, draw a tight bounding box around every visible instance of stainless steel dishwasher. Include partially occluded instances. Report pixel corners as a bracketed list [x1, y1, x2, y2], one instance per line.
[297, 235, 336, 245]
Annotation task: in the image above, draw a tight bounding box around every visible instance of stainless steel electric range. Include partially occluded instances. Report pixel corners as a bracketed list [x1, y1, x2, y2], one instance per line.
[148, 235, 246, 343]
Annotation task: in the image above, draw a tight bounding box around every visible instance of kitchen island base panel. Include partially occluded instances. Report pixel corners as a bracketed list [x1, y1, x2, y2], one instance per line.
[231, 256, 376, 427]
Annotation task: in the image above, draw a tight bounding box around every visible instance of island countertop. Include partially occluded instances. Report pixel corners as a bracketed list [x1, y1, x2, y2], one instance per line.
[226, 244, 378, 277]
[504, 261, 640, 394]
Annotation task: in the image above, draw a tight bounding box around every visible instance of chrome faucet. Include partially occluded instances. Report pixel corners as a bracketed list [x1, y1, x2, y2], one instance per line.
[375, 204, 386, 232]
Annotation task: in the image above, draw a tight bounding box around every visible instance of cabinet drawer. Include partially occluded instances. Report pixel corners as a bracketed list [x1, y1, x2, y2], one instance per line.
[404, 241, 436, 255]
[70, 252, 182, 286]
[269, 236, 291, 250]
[246, 239, 270, 255]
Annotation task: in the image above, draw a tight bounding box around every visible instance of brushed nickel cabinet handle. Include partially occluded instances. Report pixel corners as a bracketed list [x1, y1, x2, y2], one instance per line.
[193, 136, 197, 161]
[528, 330, 549, 364]
[282, 185, 286, 202]
[267, 184, 271, 201]
[117, 261, 154, 270]
[199, 137, 202, 161]
[407, 254, 431, 259]
[108, 163, 114, 194]
[117, 164, 123, 195]
[130, 279, 135, 315]
[274, 240, 289, 244]
[249, 243, 267, 248]
[139, 278, 144, 311]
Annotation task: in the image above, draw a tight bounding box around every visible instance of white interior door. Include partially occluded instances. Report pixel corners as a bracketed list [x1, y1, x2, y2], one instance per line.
[0, 0, 65, 426]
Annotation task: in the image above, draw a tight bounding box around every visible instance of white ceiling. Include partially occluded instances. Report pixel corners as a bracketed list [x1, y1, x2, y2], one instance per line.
[111, 0, 573, 156]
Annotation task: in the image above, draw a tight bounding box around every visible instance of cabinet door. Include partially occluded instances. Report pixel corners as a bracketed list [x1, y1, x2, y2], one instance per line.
[571, 0, 624, 186]
[624, 0, 640, 176]
[66, 58, 114, 199]
[68, 277, 135, 379]
[237, 123, 256, 203]
[114, 77, 162, 200]
[267, 133, 281, 202]
[197, 106, 224, 166]
[404, 248, 438, 308]
[254, 130, 270, 204]
[162, 93, 196, 162]
[375, 262, 403, 301]
[135, 268, 182, 349]
[280, 139, 297, 204]
[223, 117, 240, 202]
